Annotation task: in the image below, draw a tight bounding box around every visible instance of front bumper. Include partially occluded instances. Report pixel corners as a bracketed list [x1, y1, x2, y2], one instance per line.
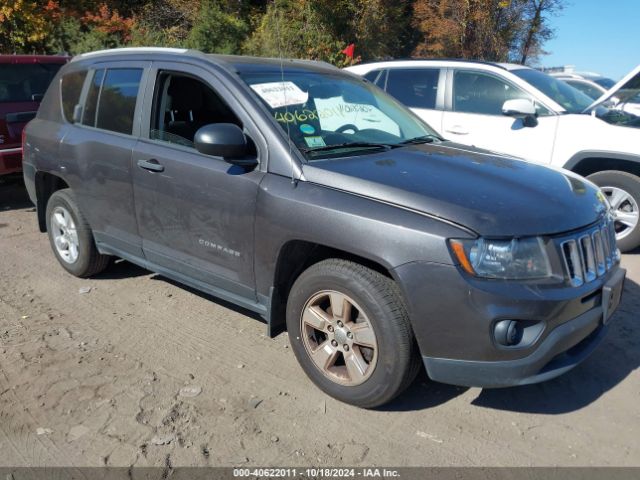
[424, 304, 609, 387]
[393, 261, 625, 388]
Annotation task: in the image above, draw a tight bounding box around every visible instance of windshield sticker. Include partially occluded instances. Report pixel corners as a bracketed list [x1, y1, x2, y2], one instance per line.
[273, 105, 376, 123]
[304, 136, 326, 148]
[299, 124, 316, 135]
[250, 81, 308, 109]
[274, 109, 318, 123]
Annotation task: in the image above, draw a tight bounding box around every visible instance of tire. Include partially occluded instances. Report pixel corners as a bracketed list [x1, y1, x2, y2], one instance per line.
[286, 259, 421, 408]
[587, 170, 640, 252]
[45, 189, 110, 277]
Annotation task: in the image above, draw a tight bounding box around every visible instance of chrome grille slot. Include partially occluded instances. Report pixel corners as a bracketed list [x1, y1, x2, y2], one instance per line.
[605, 220, 620, 264]
[592, 230, 606, 276]
[560, 219, 620, 287]
[601, 226, 611, 269]
[579, 235, 596, 282]
[562, 239, 584, 287]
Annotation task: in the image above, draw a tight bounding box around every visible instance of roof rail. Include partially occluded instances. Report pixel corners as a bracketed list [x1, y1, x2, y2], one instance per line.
[71, 47, 190, 62]
[356, 57, 508, 70]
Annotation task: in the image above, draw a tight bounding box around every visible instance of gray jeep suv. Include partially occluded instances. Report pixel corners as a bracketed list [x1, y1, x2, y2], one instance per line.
[23, 48, 626, 408]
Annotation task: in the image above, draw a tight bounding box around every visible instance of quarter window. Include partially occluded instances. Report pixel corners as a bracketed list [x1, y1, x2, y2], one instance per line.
[453, 71, 532, 116]
[386, 68, 440, 109]
[60, 70, 87, 122]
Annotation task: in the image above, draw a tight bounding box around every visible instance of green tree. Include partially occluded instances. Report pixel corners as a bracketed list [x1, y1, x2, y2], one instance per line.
[243, 0, 348, 65]
[0, 0, 61, 53]
[185, 0, 248, 53]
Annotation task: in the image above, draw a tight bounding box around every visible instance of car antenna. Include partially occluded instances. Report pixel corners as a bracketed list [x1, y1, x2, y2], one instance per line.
[274, 0, 298, 186]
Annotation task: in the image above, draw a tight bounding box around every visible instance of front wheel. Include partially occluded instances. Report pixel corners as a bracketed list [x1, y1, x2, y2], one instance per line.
[286, 259, 420, 408]
[588, 170, 640, 252]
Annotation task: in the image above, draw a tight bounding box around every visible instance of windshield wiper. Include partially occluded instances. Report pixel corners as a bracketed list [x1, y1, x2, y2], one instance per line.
[399, 135, 439, 145]
[301, 142, 396, 155]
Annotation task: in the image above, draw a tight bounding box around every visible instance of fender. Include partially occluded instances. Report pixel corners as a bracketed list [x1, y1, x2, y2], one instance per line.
[564, 150, 640, 173]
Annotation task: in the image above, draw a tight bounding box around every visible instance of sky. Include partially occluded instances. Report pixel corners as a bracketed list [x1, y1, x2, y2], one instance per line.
[542, 0, 639, 81]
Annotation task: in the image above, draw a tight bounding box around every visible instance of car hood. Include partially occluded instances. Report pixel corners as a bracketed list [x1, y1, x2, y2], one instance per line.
[587, 64, 640, 111]
[302, 142, 608, 237]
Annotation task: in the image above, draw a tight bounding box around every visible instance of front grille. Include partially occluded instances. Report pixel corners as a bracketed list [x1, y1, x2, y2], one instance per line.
[561, 218, 619, 287]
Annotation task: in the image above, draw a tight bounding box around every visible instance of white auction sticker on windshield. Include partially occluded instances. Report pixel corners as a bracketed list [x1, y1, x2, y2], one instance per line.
[250, 82, 308, 109]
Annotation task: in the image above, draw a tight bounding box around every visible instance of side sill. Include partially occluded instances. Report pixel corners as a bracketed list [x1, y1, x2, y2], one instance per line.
[96, 242, 269, 318]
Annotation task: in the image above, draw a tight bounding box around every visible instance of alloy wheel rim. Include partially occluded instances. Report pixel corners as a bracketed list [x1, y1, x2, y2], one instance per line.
[601, 186, 640, 241]
[300, 290, 378, 386]
[51, 206, 79, 264]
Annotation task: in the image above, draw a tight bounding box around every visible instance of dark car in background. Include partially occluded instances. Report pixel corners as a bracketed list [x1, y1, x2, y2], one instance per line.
[0, 55, 68, 176]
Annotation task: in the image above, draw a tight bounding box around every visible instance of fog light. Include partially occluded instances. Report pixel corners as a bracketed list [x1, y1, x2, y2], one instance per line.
[494, 320, 523, 346]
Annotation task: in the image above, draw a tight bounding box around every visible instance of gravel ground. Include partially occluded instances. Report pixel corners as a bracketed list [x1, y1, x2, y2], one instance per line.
[1, 176, 639, 467]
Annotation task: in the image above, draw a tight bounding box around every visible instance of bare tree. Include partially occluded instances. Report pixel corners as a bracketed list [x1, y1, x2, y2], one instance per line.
[517, 0, 564, 65]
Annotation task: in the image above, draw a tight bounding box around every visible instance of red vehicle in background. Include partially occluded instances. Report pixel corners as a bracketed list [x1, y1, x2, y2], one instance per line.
[1, 55, 68, 176]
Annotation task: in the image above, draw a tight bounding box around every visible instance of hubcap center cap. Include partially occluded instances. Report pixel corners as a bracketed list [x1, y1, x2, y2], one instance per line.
[334, 327, 349, 345]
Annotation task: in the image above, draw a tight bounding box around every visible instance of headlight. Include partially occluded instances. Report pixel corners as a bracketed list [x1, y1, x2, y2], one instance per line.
[449, 237, 552, 279]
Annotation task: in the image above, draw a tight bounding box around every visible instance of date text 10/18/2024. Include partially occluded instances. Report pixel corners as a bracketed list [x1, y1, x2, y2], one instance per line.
[233, 468, 401, 478]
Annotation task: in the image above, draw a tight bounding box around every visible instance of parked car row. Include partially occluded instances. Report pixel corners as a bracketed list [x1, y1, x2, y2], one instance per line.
[20, 48, 627, 407]
[550, 71, 616, 100]
[346, 60, 640, 252]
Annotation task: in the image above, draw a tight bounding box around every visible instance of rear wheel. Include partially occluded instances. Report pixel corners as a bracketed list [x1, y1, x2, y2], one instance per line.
[587, 170, 640, 252]
[45, 189, 110, 277]
[286, 259, 420, 408]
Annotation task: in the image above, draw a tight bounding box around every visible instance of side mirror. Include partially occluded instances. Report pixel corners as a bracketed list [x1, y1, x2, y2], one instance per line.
[502, 98, 536, 117]
[502, 98, 538, 127]
[194, 123, 256, 166]
[502, 99, 538, 127]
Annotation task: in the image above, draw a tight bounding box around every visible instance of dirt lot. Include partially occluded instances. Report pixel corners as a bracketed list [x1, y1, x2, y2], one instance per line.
[0, 176, 639, 468]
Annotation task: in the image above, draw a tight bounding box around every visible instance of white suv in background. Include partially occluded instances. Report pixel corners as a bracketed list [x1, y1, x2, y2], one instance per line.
[346, 60, 640, 251]
[550, 72, 613, 100]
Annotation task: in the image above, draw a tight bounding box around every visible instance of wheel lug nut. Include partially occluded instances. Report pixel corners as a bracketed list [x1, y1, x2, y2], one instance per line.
[337, 321, 343, 327]
[347, 332, 353, 339]
[343, 345, 349, 351]
[327, 325, 334, 332]
[331, 340, 338, 347]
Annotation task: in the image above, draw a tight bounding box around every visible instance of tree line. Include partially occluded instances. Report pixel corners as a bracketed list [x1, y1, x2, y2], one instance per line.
[0, 0, 564, 67]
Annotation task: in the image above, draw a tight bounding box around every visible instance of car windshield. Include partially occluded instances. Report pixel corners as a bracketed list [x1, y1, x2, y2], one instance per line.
[512, 68, 594, 114]
[0, 63, 63, 103]
[592, 77, 616, 89]
[239, 69, 441, 160]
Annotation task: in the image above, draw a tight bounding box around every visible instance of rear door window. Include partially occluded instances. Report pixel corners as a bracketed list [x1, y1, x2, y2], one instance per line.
[61, 70, 88, 122]
[0, 63, 63, 103]
[385, 68, 440, 109]
[81, 68, 143, 135]
[96, 69, 143, 135]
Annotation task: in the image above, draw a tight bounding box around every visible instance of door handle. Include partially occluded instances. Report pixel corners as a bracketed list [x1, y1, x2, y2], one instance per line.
[137, 158, 164, 172]
[445, 126, 469, 135]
